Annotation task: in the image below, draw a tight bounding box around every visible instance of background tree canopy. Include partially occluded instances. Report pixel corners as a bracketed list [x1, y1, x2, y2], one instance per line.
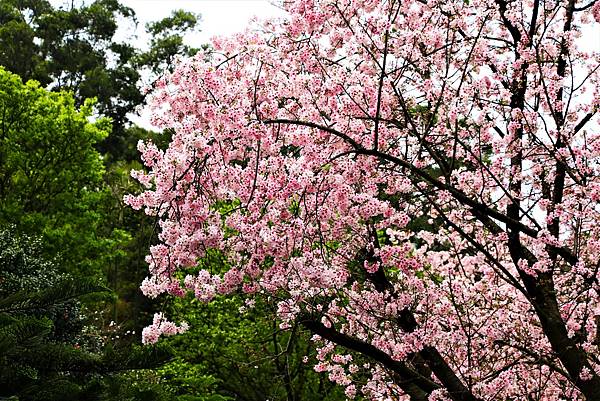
[0, 66, 110, 276]
[0, 0, 201, 161]
[0, 226, 173, 401]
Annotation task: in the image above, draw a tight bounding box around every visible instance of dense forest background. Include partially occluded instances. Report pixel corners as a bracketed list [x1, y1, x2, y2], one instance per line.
[0, 1, 346, 400]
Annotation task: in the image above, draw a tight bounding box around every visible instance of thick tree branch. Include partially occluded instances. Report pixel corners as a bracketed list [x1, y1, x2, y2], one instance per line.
[264, 119, 363, 150]
[301, 318, 436, 401]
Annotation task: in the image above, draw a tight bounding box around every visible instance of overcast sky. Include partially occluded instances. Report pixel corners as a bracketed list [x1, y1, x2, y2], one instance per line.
[121, 0, 286, 44]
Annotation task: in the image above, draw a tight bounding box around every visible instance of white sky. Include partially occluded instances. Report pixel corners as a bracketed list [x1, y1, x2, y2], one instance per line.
[119, 0, 286, 48]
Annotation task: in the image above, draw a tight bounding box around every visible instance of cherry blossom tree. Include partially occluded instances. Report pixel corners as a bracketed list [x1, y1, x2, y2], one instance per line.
[126, 0, 600, 399]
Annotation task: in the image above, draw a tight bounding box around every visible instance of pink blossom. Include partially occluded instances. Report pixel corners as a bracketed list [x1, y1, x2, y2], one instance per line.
[127, 0, 600, 399]
[141, 313, 188, 344]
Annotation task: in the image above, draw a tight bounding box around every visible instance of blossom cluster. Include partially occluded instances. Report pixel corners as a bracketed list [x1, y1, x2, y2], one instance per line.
[141, 313, 188, 345]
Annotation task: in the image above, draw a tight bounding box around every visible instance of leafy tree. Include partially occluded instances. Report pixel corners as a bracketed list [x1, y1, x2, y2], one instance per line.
[0, 227, 173, 401]
[128, 0, 600, 400]
[0, 0, 139, 122]
[0, 66, 115, 275]
[0, 0, 200, 161]
[138, 9, 202, 77]
[0, 1, 201, 330]
[0, 72, 169, 334]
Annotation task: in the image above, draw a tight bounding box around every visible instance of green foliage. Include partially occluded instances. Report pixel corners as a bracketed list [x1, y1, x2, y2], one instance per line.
[0, 228, 174, 401]
[159, 295, 345, 401]
[139, 10, 202, 76]
[0, 0, 201, 161]
[0, 67, 116, 275]
[0, 0, 139, 131]
[0, 226, 91, 342]
[0, 268, 104, 398]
